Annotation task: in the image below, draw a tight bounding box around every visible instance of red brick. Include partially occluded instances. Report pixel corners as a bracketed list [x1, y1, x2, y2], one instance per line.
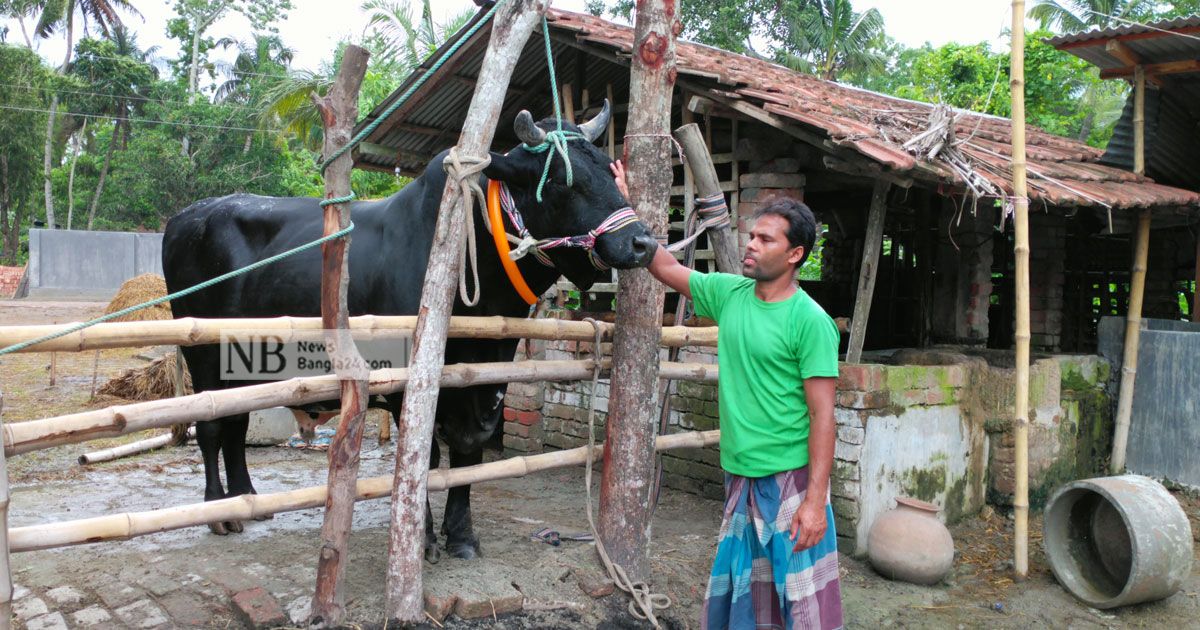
[514, 410, 541, 426]
[925, 388, 945, 406]
[838, 364, 883, 392]
[231, 587, 286, 629]
[424, 591, 458, 623]
[503, 407, 518, 422]
[574, 568, 616, 598]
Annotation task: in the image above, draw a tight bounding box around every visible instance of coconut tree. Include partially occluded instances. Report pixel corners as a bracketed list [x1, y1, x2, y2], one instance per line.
[775, 0, 886, 81]
[1028, 0, 1151, 33]
[33, 0, 140, 229]
[69, 27, 155, 229]
[213, 33, 293, 103]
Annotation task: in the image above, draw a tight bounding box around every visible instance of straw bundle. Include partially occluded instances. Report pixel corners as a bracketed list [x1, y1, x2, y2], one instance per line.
[98, 352, 192, 401]
[103, 274, 172, 322]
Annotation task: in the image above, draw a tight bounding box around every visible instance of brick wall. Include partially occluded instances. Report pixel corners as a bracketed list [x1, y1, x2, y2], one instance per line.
[0, 266, 25, 298]
[1029, 214, 1067, 351]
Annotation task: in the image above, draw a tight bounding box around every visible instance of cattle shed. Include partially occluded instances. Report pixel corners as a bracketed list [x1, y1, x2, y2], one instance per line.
[353, 8, 1200, 553]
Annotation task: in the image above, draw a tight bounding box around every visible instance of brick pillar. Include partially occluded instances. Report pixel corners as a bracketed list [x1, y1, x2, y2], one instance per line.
[1029, 214, 1066, 351]
[932, 199, 993, 344]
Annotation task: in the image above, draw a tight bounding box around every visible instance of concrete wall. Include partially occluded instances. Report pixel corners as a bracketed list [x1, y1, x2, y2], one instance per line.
[1099, 316, 1200, 488]
[25, 229, 162, 297]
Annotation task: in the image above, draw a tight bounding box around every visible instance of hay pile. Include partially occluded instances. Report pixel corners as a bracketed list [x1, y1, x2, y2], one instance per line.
[99, 352, 193, 401]
[104, 273, 173, 322]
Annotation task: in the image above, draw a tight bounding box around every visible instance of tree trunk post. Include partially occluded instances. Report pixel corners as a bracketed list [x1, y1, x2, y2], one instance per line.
[846, 180, 889, 363]
[383, 2, 544, 623]
[673, 122, 739, 274]
[307, 45, 372, 629]
[1010, 0, 1032, 579]
[43, 95, 58, 230]
[1111, 64, 1151, 475]
[597, 0, 679, 582]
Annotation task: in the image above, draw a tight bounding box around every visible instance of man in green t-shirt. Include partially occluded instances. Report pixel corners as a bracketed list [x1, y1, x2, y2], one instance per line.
[613, 161, 843, 629]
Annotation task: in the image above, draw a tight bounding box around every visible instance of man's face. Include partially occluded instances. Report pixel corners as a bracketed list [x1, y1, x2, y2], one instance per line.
[742, 214, 805, 282]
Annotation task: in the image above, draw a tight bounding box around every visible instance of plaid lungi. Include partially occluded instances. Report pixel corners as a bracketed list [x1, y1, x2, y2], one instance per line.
[701, 467, 843, 630]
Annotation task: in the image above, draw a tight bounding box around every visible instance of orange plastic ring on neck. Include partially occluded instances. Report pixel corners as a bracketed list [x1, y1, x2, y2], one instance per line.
[487, 180, 539, 305]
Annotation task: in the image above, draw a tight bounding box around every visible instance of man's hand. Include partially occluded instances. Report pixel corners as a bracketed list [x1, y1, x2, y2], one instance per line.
[790, 498, 828, 552]
[610, 160, 630, 200]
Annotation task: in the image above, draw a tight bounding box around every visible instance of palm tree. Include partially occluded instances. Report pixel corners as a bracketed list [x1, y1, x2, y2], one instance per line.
[1, 0, 42, 47]
[776, 0, 886, 81]
[258, 0, 473, 150]
[214, 33, 294, 103]
[33, 0, 140, 229]
[69, 26, 155, 229]
[1028, 0, 1150, 33]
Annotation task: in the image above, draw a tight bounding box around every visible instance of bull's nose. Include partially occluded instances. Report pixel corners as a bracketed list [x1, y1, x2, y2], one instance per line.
[631, 234, 658, 266]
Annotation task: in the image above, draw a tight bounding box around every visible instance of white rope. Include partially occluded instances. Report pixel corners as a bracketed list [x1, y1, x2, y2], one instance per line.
[442, 148, 492, 307]
[581, 318, 672, 627]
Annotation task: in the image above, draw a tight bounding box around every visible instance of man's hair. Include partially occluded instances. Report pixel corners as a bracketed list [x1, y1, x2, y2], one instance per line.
[753, 198, 818, 268]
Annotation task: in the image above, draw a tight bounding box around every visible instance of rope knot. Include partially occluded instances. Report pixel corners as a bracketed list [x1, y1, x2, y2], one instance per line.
[442, 147, 494, 307]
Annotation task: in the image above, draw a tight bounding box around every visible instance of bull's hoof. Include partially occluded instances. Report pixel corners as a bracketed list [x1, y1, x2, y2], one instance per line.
[225, 520, 245, 534]
[424, 543, 442, 564]
[254, 513, 274, 521]
[208, 522, 230, 536]
[445, 539, 481, 560]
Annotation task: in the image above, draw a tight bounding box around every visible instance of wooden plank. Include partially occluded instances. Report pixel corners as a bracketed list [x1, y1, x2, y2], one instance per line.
[1099, 59, 1200, 79]
[1104, 39, 1141, 66]
[846, 180, 890, 363]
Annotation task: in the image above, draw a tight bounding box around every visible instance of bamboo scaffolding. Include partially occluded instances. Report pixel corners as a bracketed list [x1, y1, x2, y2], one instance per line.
[1010, 0, 1031, 579]
[0, 316, 717, 353]
[78, 427, 195, 465]
[1111, 64, 1151, 474]
[8, 430, 719, 554]
[4, 360, 717, 457]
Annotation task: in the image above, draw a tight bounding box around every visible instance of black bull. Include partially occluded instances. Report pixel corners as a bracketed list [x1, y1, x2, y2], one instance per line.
[162, 104, 658, 561]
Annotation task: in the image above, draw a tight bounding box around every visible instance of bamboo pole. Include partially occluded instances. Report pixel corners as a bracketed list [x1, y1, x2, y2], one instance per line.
[385, 3, 542, 622]
[598, 0, 678, 582]
[0, 316, 717, 353]
[78, 427, 195, 465]
[1111, 65, 1151, 474]
[0, 394, 11, 630]
[9, 430, 719, 554]
[846, 180, 890, 363]
[310, 44, 372, 627]
[674, 123, 741, 274]
[5, 359, 717, 457]
[1010, 0, 1031, 579]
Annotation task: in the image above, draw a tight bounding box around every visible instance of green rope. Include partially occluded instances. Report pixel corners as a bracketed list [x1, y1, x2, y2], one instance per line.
[523, 15, 585, 203]
[0, 223, 354, 356]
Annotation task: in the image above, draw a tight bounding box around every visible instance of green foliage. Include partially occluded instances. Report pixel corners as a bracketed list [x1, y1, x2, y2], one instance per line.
[0, 43, 55, 262]
[775, 0, 887, 81]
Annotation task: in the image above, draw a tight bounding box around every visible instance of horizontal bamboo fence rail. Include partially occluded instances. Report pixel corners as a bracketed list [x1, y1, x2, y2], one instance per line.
[0, 316, 717, 353]
[4, 360, 717, 457]
[9, 429, 719, 552]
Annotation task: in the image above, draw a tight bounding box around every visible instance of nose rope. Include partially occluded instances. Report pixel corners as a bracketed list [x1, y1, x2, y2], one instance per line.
[665, 192, 732, 253]
[496, 182, 640, 271]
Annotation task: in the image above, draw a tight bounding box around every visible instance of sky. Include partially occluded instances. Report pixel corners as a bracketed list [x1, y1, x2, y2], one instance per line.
[2, 0, 1028, 76]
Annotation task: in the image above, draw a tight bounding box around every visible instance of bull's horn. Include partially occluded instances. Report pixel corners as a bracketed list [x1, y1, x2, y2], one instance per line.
[515, 110, 547, 146]
[578, 99, 611, 144]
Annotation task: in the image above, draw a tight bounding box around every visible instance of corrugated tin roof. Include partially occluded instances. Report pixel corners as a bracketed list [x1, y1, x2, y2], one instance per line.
[1048, 15, 1200, 192]
[353, 8, 1200, 211]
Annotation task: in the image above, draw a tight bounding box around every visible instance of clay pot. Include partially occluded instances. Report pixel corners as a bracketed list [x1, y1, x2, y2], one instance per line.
[867, 497, 955, 585]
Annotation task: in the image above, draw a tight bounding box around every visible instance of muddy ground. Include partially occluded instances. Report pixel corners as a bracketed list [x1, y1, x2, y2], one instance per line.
[1, 300, 1198, 629]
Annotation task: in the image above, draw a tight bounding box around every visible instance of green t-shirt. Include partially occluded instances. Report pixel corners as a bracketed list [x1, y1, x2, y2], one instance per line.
[689, 272, 840, 477]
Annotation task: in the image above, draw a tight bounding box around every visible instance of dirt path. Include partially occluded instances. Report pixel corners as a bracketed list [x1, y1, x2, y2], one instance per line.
[1, 299, 1197, 629]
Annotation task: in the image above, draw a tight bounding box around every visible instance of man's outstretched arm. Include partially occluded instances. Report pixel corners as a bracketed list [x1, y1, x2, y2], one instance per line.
[611, 160, 694, 299]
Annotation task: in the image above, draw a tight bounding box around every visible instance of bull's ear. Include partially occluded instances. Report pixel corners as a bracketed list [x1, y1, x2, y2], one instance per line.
[483, 151, 534, 183]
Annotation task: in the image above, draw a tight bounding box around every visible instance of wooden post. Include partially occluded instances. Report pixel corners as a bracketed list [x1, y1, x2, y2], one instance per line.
[562, 83, 575, 124]
[0, 394, 11, 630]
[1010, 0, 1031, 579]
[309, 44, 371, 628]
[384, 2, 543, 623]
[846, 181, 889, 363]
[598, 0, 678, 582]
[674, 123, 741, 274]
[1111, 65, 1151, 474]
